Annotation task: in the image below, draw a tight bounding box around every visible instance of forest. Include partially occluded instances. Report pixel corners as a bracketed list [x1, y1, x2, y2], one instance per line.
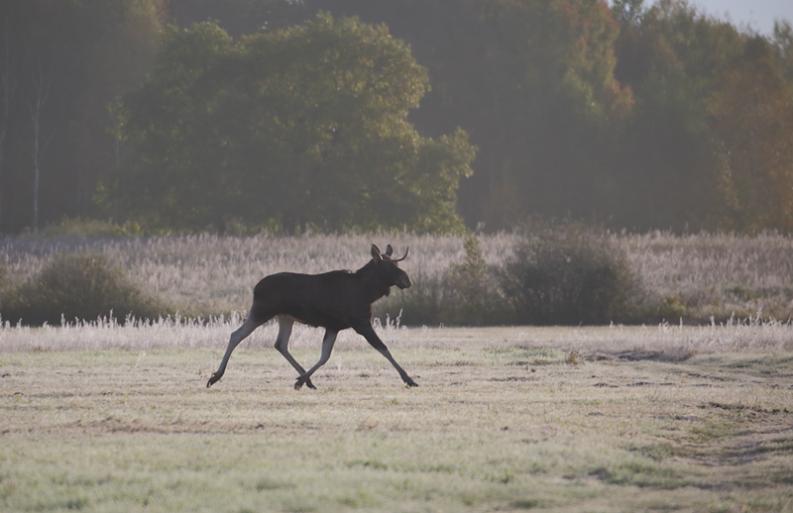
[1, 0, 793, 234]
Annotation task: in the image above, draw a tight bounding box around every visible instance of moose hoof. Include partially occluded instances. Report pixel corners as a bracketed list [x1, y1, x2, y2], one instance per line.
[207, 374, 220, 388]
[404, 377, 419, 387]
[295, 374, 316, 390]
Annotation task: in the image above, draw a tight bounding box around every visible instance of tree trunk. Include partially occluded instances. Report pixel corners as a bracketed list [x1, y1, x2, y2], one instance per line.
[31, 111, 39, 231]
[0, 20, 11, 230]
[29, 65, 48, 232]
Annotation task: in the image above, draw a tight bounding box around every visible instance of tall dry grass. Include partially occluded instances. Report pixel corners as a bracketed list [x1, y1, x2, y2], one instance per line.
[2, 231, 792, 323]
[620, 232, 793, 319]
[0, 233, 514, 314]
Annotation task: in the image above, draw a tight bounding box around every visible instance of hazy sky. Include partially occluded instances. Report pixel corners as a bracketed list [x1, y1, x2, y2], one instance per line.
[678, 0, 793, 34]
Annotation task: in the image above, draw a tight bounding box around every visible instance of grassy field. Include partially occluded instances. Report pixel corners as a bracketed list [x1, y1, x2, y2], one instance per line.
[2, 326, 793, 513]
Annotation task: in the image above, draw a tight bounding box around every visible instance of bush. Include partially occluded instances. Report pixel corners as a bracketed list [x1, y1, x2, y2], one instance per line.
[376, 235, 508, 326]
[0, 263, 8, 292]
[0, 262, 15, 317]
[375, 272, 445, 326]
[499, 223, 640, 325]
[441, 235, 507, 324]
[0, 253, 170, 325]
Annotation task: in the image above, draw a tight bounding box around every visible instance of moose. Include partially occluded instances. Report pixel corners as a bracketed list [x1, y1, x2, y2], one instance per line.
[207, 244, 417, 389]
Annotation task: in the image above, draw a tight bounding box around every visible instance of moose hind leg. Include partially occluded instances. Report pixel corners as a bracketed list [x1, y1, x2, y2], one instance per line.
[207, 315, 262, 388]
[295, 329, 338, 390]
[273, 316, 316, 389]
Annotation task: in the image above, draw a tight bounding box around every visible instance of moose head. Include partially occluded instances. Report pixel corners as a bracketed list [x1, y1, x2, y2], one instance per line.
[370, 243, 411, 290]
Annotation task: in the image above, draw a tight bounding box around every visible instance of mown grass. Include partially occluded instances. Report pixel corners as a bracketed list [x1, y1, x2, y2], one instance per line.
[2, 327, 792, 512]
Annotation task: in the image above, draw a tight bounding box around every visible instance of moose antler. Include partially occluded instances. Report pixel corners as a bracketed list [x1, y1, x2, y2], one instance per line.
[391, 247, 409, 262]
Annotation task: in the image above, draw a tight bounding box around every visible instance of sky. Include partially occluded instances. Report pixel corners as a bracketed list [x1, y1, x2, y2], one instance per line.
[678, 0, 793, 34]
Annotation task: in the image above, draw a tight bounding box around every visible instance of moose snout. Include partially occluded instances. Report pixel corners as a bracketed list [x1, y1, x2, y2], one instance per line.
[396, 274, 411, 289]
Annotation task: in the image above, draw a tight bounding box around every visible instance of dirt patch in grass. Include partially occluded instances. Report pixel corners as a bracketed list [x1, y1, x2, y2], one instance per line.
[588, 348, 696, 363]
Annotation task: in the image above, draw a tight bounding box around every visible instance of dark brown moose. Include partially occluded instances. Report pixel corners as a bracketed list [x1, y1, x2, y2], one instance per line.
[207, 244, 416, 389]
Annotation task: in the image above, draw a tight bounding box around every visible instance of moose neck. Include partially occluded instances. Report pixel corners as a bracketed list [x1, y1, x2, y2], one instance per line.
[355, 261, 391, 303]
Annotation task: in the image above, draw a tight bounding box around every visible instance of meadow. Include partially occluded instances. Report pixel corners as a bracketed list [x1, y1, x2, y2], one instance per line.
[1, 323, 793, 512]
[2, 233, 793, 512]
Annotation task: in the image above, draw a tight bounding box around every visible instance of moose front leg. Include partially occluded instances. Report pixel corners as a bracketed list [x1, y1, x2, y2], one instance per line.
[354, 322, 418, 387]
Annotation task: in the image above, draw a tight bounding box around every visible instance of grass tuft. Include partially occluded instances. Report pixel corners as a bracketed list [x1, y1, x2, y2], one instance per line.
[511, 499, 541, 509]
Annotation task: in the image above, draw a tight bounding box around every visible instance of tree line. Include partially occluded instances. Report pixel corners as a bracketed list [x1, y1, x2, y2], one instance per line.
[1, 0, 793, 234]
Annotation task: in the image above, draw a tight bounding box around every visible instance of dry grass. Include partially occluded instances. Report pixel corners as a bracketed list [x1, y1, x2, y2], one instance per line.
[2, 326, 793, 512]
[1, 317, 792, 353]
[3, 231, 793, 322]
[1, 233, 506, 314]
[621, 232, 793, 319]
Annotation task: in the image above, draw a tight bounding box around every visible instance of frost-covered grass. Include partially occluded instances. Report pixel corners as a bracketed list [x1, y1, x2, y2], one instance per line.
[2, 231, 793, 322]
[1, 316, 792, 353]
[2, 326, 793, 513]
[622, 232, 793, 319]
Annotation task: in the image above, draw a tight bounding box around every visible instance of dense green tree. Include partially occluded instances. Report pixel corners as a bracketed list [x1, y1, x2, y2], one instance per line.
[109, 15, 475, 232]
[612, 0, 793, 231]
[310, 0, 793, 232]
[611, 0, 743, 230]
[300, 0, 633, 229]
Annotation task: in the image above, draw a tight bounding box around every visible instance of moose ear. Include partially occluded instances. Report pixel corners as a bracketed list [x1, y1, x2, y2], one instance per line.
[371, 244, 382, 261]
[384, 244, 394, 257]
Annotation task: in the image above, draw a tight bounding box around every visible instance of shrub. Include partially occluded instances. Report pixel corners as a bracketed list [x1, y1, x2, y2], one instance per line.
[499, 223, 640, 325]
[0, 262, 8, 292]
[375, 272, 445, 326]
[0, 253, 170, 325]
[376, 235, 508, 326]
[0, 262, 17, 318]
[441, 235, 507, 325]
